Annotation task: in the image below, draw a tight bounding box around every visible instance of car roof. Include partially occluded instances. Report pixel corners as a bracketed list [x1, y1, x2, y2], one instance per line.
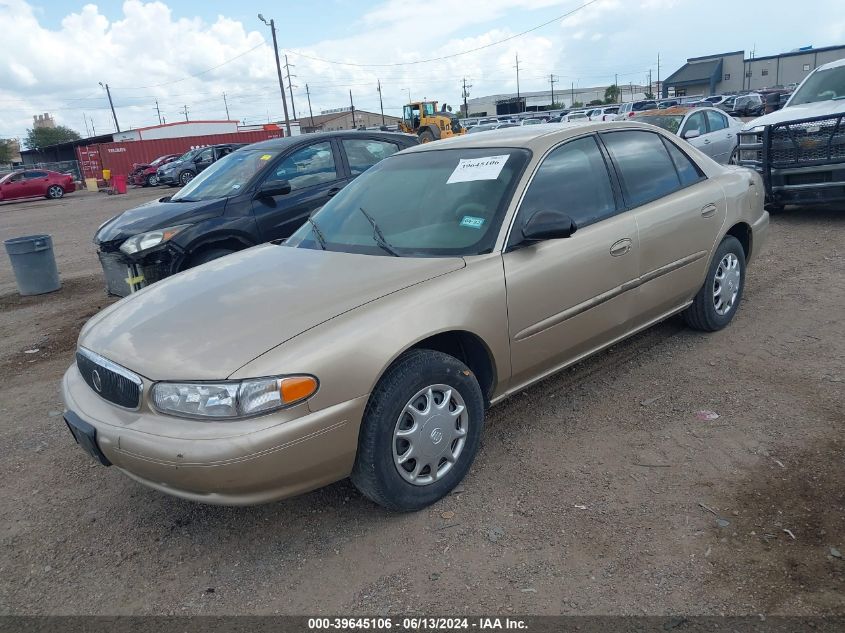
[403, 121, 668, 154]
[244, 130, 415, 151]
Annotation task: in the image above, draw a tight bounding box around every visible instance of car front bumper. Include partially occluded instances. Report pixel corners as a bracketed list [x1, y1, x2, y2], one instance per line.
[96, 245, 182, 297]
[156, 171, 177, 184]
[62, 362, 366, 505]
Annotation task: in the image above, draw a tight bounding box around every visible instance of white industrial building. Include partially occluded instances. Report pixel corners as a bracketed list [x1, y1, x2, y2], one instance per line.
[464, 84, 651, 117]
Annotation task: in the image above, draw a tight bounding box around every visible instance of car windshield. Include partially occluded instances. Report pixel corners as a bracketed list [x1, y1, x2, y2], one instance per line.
[635, 113, 685, 134]
[171, 148, 279, 202]
[150, 155, 170, 166]
[788, 65, 845, 105]
[286, 147, 531, 257]
[175, 148, 199, 162]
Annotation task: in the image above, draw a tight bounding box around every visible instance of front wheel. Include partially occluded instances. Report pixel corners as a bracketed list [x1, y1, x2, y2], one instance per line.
[728, 147, 738, 165]
[683, 236, 746, 332]
[351, 349, 485, 511]
[46, 185, 64, 199]
[418, 129, 436, 144]
[179, 171, 195, 186]
[188, 248, 235, 268]
[145, 174, 159, 187]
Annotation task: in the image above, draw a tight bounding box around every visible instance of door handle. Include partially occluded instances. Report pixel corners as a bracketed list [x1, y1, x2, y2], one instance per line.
[326, 187, 341, 198]
[609, 238, 632, 257]
[701, 203, 717, 218]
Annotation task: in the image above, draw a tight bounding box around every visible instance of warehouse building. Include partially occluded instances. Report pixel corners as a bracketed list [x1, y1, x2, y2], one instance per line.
[463, 84, 650, 117]
[663, 44, 845, 97]
[299, 108, 402, 133]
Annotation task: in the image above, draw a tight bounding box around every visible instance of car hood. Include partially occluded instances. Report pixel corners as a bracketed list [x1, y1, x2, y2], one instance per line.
[95, 197, 226, 245]
[742, 100, 845, 130]
[158, 160, 184, 172]
[78, 245, 465, 381]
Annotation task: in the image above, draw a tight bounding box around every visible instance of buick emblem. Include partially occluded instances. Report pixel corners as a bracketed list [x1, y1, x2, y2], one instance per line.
[430, 428, 443, 445]
[91, 369, 103, 393]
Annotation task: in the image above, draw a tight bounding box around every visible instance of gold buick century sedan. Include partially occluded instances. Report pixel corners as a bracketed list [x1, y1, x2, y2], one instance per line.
[63, 122, 768, 510]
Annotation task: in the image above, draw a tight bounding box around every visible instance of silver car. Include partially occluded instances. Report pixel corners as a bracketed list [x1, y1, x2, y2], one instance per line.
[634, 106, 742, 164]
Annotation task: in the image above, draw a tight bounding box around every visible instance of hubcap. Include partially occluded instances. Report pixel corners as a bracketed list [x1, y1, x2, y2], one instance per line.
[392, 384, 468, 486]
[149, 175, 158, 185]
[49, 186, 61, 197]
[713, 253, 741, 315]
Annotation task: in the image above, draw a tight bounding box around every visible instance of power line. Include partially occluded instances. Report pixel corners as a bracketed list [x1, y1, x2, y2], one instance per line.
[284, 0, 599, 68]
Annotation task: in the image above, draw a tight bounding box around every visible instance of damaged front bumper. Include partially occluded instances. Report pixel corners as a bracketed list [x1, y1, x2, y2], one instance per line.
[97, 243, 185, 297]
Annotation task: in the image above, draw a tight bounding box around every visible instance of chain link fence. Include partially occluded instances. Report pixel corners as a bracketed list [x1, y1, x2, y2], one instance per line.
[20, 160, 82, 181]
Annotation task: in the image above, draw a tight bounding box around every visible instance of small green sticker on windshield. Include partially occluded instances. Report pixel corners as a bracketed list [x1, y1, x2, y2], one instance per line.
[460, 215, 485, 229]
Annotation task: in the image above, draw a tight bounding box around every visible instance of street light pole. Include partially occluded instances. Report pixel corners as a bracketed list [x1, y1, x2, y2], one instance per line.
[99, 82, 120, 132]
[259, 14, 291, 137]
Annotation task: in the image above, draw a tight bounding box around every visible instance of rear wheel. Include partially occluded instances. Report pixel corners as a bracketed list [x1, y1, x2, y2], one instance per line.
[418, 129, 436, 144]
[145, 174, 159, 187]
[683, 236, 746, 332]
[179, 171, 195, 186]
[351, 349, 485, 511]
[46, 185, 64, 199]
[728, 147, 738, 165]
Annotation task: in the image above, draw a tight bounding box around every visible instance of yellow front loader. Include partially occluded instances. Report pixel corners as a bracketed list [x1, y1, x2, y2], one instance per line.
[399, 101, 466, 143]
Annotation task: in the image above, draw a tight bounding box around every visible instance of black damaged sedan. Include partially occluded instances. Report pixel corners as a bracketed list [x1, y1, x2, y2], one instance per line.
[94, 131, 417, 296]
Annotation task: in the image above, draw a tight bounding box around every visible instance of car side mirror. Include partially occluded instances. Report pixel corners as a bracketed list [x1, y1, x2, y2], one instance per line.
[521, 209, 577, 242]
[683, 129, 701, 139]
[256, 179, 291, 198]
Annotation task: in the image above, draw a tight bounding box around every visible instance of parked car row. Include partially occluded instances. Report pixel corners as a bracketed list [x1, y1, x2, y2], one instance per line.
[65, 120, 769, 512]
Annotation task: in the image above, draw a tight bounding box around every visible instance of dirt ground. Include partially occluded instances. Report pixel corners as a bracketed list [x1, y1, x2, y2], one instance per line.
[0, 187, 842, 616]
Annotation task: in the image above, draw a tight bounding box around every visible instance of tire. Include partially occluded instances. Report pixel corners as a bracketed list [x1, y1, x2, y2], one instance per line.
[46, 185, 64, 199]
[683, 236, 746, 332]
[179, 171, 195, 186]
[418, 129, 436, 144]
[188, 248, 235, 267]
[765, 202, 785, 214]
[351, 349, 485, 511]
[728, 147, 738, 165]
[145, 174, 159, 187]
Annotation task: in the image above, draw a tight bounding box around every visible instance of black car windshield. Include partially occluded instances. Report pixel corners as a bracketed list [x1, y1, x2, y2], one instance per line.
[176, 148, 200, 162]
[171, 148, 280, 202]
[286, 147, 531, 257]
[789, 65, 845, 105]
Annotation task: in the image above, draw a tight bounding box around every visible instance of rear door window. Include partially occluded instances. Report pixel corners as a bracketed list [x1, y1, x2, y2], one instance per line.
[662, 137, 705, 187]
[705, 110, 728, 131]
[601, 130, 683, 208]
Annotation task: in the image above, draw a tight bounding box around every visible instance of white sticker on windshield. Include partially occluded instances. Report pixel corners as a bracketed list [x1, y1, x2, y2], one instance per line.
[447, 154, 510, 184]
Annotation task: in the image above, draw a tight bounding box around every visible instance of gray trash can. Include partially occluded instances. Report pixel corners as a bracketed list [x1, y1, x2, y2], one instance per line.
[4, 234, 61, 296]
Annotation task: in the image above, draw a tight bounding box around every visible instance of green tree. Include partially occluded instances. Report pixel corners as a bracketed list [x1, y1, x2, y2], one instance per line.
[644, 91, 655, 99]
[588, 99, 603, 106]
[604, 84, 620, 103]
[571, 101, 583, 108]
[0, 140, 13, 164]
[24, 125, 81, 150]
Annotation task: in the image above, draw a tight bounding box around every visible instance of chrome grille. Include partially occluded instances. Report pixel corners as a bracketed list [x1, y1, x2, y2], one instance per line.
[76, 348, 143, 410]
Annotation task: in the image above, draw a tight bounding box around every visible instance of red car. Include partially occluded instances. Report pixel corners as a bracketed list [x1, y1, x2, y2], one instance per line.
[130, 154, 180, 187]
[0, 169, 76, 202]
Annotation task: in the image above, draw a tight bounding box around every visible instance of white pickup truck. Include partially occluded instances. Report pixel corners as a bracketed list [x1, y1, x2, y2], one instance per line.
[736, 57, 845, 209]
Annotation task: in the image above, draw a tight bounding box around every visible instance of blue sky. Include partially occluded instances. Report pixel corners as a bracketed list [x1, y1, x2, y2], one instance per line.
[2, 0, 845, 140]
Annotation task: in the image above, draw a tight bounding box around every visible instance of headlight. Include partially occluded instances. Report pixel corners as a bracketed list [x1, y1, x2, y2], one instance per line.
[151, 375, 318, 419]
[119, 224, 190, 255]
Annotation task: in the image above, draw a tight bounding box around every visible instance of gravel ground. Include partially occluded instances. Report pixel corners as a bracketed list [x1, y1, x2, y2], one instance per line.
[0, 187, 842, 615]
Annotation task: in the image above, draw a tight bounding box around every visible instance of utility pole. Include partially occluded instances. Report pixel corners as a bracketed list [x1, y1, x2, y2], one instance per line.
[548, 74, 556, 108]
[258, 14, 291, 137]
[82, 114, 91, 137]
[305, 83, 315, 128]
[154, 99, 162, 125]
[377, 80, 385, 125]
[657, 52, 661, 98]
[571, 82, 574, 107]
[614, 73, 618, 102]
[284, 54, 297, 120]
[514, 53, 521, 113]
[349, 90, 356, 129]
[223, 93, 230, 120]
[462, 77, 472, 116]
[648, 69, 652, 97]
[180, 105, 189, 121]
[99, 82, 120, 132]
[630, 82, 634, 100]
